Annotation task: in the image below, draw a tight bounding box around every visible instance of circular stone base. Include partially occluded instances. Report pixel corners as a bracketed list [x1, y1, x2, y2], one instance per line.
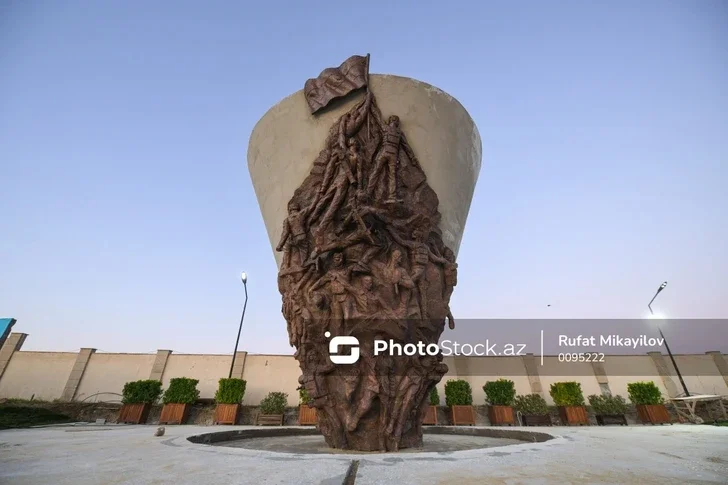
[214, 433, 522, 454]
[188, 427, 554, 455]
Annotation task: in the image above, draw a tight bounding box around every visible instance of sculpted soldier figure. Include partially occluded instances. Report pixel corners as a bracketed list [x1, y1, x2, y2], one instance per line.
[311, 154, 355, 236]
[409, 228, 433, 318]
[296, 345, 347, 446]
[316, 91, 370, 210]
[308, 251, 358, 333]
[354, 275, 391, 316]
[283, 293, 314, 348]
[439, 246, 458, 329]
[298, 346, 335, 403]
[383, 249, 416, 315]
[368, 115, 402, 203]
[360, 248, 415, 314]
[343, 90, 372, 137]
[336, 137, 374, 238]
[277, 201, 312, 268]
[444, 260, 458, 329]
[345, 339, 379, 433]
[347, 138, 365, 191]
[386, 356, 430, 449]
[388, 227, 450, 318]
[344, 202, 421, 235]
[316, 147, 345, 202]
[375, 348, 396, 451]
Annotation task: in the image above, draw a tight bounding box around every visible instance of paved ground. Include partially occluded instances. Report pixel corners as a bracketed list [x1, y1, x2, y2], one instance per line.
[1, 424, 727, 484]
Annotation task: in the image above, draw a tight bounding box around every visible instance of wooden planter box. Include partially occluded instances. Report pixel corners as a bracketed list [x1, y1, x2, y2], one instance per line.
[422, 405, 438, 425]
[595, 414, 627, 426]
[298, 405, 317, 425]
[159, 403, 190, 425]
[636, 404, 671, 425]
[558, 406, 589, 425]
[488, 405, 515, 426]
[257, 414, 284, 426]
[451, 405, 476, 426]
[118, 403, 151, 424]
[214, 403, 240, 425]
[521, 414, 551, 426]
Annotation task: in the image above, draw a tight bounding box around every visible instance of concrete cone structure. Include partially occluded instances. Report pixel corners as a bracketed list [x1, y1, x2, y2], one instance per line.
[248, 74, 481, 267]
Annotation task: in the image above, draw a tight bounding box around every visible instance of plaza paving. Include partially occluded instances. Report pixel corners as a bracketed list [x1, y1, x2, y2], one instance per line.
[1, 424, 727, 484]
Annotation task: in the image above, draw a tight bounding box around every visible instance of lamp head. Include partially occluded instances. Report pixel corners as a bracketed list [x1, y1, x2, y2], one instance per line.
[241, 272, 247, 284]
[659, 281, 667, 291]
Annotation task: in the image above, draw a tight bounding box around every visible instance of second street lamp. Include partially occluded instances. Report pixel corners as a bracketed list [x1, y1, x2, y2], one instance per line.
[647, 281, 690, 397]
[229, 272, 248, 379]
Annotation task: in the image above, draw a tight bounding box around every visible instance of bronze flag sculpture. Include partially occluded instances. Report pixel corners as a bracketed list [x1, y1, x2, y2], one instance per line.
[304, 54, 370, 114]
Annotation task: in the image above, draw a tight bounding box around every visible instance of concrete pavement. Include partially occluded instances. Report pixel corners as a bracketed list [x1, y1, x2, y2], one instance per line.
[1, 424, 726, 484]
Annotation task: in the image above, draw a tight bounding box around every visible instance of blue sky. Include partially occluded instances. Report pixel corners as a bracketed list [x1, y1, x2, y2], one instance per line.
[1, 1, 726, 355]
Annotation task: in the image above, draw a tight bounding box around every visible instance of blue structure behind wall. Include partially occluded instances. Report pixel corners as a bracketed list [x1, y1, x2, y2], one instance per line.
[0, 318, 17, 349]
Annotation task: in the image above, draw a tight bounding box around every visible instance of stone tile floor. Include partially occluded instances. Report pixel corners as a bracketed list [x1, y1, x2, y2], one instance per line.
[1, 424, 726, 484]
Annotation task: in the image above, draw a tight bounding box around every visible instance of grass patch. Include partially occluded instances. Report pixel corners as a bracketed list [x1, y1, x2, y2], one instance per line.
[709, 420, 728, 427]
[0, 406, 72, 429]
[0, 398, 53, 405]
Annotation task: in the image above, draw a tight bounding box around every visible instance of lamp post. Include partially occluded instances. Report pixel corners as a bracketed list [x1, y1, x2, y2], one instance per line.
[228, 272, 248, 379]
[648, 281, 689, 397]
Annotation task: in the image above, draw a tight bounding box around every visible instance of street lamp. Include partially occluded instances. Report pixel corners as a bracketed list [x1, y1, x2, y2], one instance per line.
[647, 281, 689, 397]
[229, 272, 248, 378]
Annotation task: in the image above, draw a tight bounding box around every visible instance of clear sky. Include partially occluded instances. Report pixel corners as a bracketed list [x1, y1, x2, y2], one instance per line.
[1, 1, 726, 355]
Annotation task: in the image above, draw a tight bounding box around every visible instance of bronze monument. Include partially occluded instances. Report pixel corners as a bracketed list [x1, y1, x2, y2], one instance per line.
[278, 54, 458, 451]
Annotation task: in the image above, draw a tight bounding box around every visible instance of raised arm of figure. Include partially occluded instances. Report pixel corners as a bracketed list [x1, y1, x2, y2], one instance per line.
[427, 250, 450, 265]
[386, 227, 415, 250]
[345, 91, 372, 136]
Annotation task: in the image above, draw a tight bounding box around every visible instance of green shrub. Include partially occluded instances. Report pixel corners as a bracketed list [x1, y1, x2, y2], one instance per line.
[514, 394, 549, 415]
[627, 381, 664, 405]
[429, 386, 440, 406]
[483, 379, 516, 406]
[0, 406, 72, 429]
[588, 394, 629, 415]
[259, 392, 288, 415]
[549, 382, 585, 406]
[122, 380, 163, 404]
[214, 378, 247, 404]
[162, 377, 200, 405]
[299, 387, 313, 406]
[444, 380, 473, 406]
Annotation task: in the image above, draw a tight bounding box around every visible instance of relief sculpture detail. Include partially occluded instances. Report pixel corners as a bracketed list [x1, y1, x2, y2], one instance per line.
[278, 55, 458, 451]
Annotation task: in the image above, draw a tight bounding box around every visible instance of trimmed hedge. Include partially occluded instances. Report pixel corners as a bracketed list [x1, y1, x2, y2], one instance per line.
[483, 379, 516, 406]
[429, 386, 440, 406]
[444, 380, 473, 406]
[299, 387, 313, 406]
[627, 381, 664, 405]
[162, 377, 200, 405]
[588, 394, 629, 415]
[259, 392, 288, 415]
[549, 381, 585, 406]
[514, 394, 549, 416]
[122, 380, 163, 404]
[214, 378, 247, 404]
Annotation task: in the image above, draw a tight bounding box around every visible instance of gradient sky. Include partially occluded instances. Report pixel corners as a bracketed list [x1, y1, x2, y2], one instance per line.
[1, 1, 726, 355]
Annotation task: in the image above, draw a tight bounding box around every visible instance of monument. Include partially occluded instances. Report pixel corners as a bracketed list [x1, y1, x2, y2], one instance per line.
[249, 55, 481, 451]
